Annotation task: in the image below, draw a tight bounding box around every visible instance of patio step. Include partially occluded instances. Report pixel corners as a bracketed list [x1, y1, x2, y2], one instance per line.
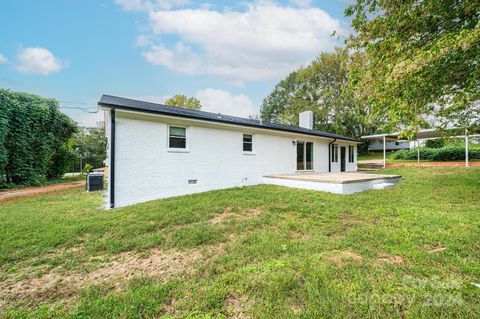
[357, 167, 380, 172]
[358, 163, 384, 169]
[372, 182, 396, 190]
[358, 162, 384, 171]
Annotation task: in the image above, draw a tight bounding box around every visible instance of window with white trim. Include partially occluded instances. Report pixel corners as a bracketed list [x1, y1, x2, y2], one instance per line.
[169, 126, 186, 149]
[243, 134, 253, 152]
[297, 141, 314, 170]
[348, 145, 355, 163]
[331, 144, 339, 163]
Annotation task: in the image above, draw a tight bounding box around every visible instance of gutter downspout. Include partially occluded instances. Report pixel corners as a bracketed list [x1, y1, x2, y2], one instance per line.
[110, 108, 115, 208]
[328, 138, 336, 172]
[383, 136, 387, 168]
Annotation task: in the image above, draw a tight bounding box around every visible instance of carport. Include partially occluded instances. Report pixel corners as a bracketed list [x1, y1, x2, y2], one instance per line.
[362, 128, 480, 168]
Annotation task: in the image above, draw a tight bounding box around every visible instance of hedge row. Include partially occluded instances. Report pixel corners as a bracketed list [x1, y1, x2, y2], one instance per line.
[392, 146, 480, 161]
[0, 89, 77, 186]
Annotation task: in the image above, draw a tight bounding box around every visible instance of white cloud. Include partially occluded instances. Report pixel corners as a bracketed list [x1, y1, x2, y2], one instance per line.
[0, 54, 7, 64]
[16, 47, 66, 75]
[196, 88, 255, 118]
[133, 2, 342, 85]
[135, 34, 152, 47]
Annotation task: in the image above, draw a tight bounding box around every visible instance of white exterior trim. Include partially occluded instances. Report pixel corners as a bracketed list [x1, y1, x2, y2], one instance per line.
[167, 124, 190, 153]
[242, 133, 256, 155]
[295, 140, 315, 172]
[104, 108, 362, 144]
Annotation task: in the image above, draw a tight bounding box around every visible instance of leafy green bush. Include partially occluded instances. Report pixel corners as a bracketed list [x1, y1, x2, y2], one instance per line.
[82, 163, 93, 175]
[0, 89, 77, 186]
[425, 139, 445, 148]
[392, 146, 480, 161]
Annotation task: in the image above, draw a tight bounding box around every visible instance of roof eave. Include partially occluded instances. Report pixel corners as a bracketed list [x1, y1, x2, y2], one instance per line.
[99, 101, 361, 143]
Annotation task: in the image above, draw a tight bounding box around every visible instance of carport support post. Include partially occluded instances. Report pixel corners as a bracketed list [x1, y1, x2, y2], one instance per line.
[465, 130, 469, 167]
[417, 140, 420, 164]
[383, 135, 386, 168]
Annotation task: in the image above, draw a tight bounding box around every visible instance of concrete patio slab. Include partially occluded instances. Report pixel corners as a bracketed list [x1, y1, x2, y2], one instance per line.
[262, 172, 401, 194]
[264, 172, 401, 184]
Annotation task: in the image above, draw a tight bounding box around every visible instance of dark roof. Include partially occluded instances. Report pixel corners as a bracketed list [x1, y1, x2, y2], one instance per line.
[98, 95, 360, 142]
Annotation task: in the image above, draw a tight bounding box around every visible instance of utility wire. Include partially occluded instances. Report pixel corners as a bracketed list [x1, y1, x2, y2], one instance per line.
[58, 101, 99, 113]
[59, 106, 99, 113]
[58, 100, 91, 105]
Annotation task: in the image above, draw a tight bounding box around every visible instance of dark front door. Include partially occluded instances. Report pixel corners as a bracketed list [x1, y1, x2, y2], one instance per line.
[340, 147, 346, 172]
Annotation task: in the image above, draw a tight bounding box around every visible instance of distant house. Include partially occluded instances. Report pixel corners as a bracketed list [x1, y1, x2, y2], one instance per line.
[368, 140, 415, 151]
[99, 95, 361, 208]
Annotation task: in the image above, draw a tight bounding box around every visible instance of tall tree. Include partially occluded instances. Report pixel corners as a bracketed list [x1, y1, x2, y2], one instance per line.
[165, 95, 202, 110]
[72, 122, 107, 170]
[260, 48, 384, 139]
[260, 71, 300, 124]
[345, 0, 480, 137]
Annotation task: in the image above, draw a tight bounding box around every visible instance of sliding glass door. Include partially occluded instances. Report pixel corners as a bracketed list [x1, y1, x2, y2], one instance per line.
[296, 141, 313, 171]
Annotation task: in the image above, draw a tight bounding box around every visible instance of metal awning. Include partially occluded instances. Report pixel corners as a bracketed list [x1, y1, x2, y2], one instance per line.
[361, 128, 479, 168]
[362, 128, 453, 141]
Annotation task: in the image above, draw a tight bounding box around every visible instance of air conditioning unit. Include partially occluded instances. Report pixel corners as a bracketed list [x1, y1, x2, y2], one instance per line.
[87, 173, 104, 192]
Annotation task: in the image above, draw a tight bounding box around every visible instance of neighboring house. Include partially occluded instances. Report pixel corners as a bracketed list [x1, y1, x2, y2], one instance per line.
[368, 140, 415, 151]
[99, 95, 361, 208]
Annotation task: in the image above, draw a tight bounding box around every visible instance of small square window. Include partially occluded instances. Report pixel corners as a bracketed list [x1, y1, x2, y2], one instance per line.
[243, 134, 253, 152]
[169, 126, 186, 149]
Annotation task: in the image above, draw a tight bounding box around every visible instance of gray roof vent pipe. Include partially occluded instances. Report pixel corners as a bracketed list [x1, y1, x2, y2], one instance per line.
[299, 111, 313, 130]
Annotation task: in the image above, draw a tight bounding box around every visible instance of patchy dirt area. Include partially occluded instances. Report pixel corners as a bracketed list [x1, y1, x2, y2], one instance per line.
[427, 245, 447, 254]
[0, 181, 85, 202]
[328, 250, 363, 266]
[225, 295, 252, 319]
[0, 243, 225, 310]
[210, 207, 262, 224]
[374, 253, 405, 266]
[210, 207, 238, 224]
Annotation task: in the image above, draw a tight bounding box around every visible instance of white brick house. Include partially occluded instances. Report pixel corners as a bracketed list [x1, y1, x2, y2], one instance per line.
[100, 95, 361, 208]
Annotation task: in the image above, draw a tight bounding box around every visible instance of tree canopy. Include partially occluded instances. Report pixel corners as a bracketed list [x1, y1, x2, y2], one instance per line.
[164, 95, 202, 110]
[260, 48, 384, 140]
[71, 122, 107, 171]
[0, 89, 77, 186]
[345, 0, 480, 137]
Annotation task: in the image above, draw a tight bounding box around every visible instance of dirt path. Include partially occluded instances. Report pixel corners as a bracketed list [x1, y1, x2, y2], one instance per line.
[0, 180, 85, 202]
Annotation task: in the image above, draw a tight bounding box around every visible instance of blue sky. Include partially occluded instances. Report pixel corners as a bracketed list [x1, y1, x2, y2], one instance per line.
[0, 0, 351, 126]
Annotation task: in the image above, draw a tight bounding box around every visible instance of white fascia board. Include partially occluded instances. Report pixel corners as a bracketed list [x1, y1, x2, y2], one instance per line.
[114, 108, 360, 143]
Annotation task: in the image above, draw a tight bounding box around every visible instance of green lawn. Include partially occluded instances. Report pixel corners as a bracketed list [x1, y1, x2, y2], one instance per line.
[357, 152, 383, 160]
[357, 152, 396, 161]
[1, 167, 479, 318]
